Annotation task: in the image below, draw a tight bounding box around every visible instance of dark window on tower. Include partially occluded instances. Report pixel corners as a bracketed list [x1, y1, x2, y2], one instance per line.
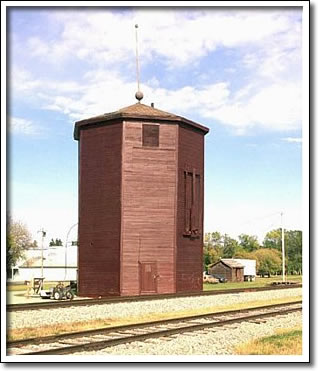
[184, 170, 201, 237]
[142, 124, 159, 147]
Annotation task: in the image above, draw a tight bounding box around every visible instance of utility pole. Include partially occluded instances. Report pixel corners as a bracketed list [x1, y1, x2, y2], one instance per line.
[281, 212, 285, 282]
[37, 228, 46, 278]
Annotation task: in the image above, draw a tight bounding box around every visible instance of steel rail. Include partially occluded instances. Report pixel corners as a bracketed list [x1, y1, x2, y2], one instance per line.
[7, 301, 302, 355]
[7, 284, 302, 312]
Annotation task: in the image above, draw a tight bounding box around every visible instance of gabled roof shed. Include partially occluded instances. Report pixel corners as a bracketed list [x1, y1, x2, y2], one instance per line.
[208, 259, 244, 282]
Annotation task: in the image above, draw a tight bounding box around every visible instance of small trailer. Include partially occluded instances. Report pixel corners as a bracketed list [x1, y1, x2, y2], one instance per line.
[233, 259, 256, 281]
[40, 282, 74, 300]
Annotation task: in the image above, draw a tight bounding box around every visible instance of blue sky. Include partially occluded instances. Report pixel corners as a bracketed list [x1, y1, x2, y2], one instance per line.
[7, 5, 304, 245]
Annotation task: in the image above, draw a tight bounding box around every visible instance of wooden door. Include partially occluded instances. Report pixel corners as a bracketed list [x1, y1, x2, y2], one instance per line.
[140, 262, 157, 293]
[235, 268, 241, 281]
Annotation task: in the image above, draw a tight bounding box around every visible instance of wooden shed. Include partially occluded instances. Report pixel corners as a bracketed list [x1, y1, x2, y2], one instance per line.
[208, 259, 244, 282]
[74, 102, 209, 297]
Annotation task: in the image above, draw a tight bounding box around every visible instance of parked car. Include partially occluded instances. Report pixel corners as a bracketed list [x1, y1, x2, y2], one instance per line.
[203, 272, 219, 284]
[211, 274, 228, 283]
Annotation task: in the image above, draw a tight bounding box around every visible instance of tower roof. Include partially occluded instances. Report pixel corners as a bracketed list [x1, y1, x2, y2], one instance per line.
[73, 103, 209, 140]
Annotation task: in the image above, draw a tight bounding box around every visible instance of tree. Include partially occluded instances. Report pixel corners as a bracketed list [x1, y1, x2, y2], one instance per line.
[204, 231, 240, 262]
[263, 228, 302, 275]
[233, 247, 254, 259]
[203, 231, 223, 271]
[238, 234, 260, 252]
[30, 240, 38, 248]
[203, 228, 302, 277]
[203, 245, 211, 271]
[252, 248, 282, 277]
[285, 230, 302, 274]
[49, 238, 63, 246]
[7, 216, 32, 271]
[263, 228, 281, 250]
[222, 234, 239, 258]
[205, 247, 222, 270]
[205, 231, 223, 249]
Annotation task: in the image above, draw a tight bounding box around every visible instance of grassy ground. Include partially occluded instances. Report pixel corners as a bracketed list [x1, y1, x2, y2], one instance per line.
[203, 275, 302, 291]
[6, 281, 71, 292]
[235, 328, 302, 355]
[7, 276, 302, 292]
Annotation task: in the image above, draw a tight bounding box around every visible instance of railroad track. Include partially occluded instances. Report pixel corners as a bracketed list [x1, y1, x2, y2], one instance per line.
[7, 301, 302, 356]
[7, 284, 302, 312]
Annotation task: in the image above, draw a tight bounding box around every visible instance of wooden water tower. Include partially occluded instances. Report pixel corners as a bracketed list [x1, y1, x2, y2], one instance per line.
[74, 97, 209, 297]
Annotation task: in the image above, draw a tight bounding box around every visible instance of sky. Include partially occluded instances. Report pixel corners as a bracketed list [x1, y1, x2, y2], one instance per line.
[6, 4, 306, 246]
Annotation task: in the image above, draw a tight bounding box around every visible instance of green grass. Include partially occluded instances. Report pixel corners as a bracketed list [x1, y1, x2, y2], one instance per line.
[6, 281, 72, 292]
[260, 330, 302, 346]
[203, 275, 302, 291]
[235, 328, 302, 355]
[7, 276, 302, 293]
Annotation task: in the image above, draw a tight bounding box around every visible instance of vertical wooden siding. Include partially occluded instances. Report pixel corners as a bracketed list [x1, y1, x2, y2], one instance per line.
[176, 126, 204, 292]
[121, 121, 177, 296]
[209, 263, 244, 282]
[209, 263, 232, 282]
[78, 123, 122, 297]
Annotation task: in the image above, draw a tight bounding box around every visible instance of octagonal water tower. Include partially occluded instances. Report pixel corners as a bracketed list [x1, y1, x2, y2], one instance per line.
[74, 102, 209, 297]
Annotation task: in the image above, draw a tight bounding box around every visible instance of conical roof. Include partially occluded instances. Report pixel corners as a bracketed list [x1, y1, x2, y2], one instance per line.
[74, 103, 209, 140]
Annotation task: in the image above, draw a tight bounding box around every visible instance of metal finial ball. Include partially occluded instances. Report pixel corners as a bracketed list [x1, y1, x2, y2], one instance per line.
[135, 91, 144, 101]
[135, 24, 138, 28]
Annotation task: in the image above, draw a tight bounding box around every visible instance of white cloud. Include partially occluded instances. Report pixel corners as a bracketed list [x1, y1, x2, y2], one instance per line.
[7, 8, 304, 245]
[202, 82, 302, 133]
[10, 8, 302, 134]
[27, 37, 50, 57]
[10, 66, 302, 134]
[12, 67, 231, 124]
[9, 117, 39, 136]
[10, 67, 42, 93]
[144, 82, 230, 115]
[23, 8, 300, 68]
[11, 66, 81, 95]
[282, 137, 302, 143]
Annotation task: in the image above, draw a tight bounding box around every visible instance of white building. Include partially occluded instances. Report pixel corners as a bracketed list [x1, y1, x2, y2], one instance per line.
[9, 245, 78, 282]
[231, 259, 256, 281]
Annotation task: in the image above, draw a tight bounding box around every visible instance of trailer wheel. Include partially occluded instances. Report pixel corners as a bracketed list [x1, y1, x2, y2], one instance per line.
[66, 290, 74, 300]
[54, 290, 62, 300]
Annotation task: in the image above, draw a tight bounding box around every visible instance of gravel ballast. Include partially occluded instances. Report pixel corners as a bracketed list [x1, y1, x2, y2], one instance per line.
[72, 311, 302, 355]
[7, 288, 302, 330]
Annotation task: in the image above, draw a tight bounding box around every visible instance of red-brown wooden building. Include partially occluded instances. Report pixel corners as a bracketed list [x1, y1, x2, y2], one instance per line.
[74, 102, 209, 297]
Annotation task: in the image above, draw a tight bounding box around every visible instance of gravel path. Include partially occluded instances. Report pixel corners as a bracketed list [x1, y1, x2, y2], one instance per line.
[7, 288, 302, 330]
[72, 311, 302, 355]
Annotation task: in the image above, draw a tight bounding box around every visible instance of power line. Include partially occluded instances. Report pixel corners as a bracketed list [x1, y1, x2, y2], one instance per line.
[238, 211, 282, 227]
